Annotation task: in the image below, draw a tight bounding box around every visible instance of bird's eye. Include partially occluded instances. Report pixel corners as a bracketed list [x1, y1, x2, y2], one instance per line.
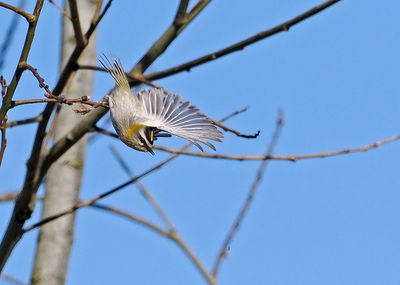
[138, 136, 146, 146]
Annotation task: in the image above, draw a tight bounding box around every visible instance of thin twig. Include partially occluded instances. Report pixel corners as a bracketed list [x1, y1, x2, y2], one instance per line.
[0, 0, 27, 73]
[145, 0, 341, 81]
[18, 62, 55, 97]
[0, 190, 215, 284]
[212, 120, 260, 139]
[154, 134, 400, 161]
[11, 97, 108, 109]
[0, 77, 7, 167]
[0, 0, 44, 123]
[0, 273, 26, 285]
[48, 0, 71, 19]
[0, 1, 35, 22]
[6, 115, 42, 128]
[212, 110, 285, 277]
[107, 145, 216, 284]
[68, 0, 86, 47]
[91, 0, 103, 24]
[108, 145, 176, 231]
[0, 117, 7, 167]
[0, 0, 106, 273]
[129, 0, 210, 77]
[23, 108, 246, 232]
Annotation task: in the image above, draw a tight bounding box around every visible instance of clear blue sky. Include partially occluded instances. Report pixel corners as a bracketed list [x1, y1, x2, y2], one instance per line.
[1, 1, 400, 284]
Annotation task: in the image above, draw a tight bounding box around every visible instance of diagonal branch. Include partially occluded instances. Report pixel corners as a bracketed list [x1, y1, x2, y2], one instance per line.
[108, 145, 216, 284]
[23, 109, 245, 232]
[130, 0, 209, 77]
[145, 0, 341, 81]
[212, 111, 285, 277]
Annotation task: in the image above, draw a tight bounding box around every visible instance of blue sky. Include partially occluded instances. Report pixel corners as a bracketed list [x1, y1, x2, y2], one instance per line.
[1, 0, 400, 284]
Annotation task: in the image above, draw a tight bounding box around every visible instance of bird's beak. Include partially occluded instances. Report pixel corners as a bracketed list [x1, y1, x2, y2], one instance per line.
[146, 146, 155, 155]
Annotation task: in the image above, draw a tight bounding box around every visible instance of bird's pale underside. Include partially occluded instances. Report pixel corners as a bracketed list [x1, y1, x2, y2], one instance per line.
[99, 55, 223, 154]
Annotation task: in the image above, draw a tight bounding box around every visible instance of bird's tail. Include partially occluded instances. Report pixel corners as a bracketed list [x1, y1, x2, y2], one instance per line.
[99, 54, 130, 90]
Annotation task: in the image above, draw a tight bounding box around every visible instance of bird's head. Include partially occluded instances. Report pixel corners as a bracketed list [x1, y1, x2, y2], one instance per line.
[121, 124, 155, 155]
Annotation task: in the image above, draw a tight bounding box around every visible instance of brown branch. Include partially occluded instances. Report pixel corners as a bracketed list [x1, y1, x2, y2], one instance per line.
[68, 0, 86, 47]
[1, 76, 6, 98]
[0, 1, 35, 22]
[91, 0, 103, 24]
[107, 145, 216, 284]
[144, 0, 341, 81]
[0, 0, 27, 73]
[129, 0, 210, 77]
[6, 115, 42, 128]
[11, 97, 108, 109]
[48, 0, 71, 19]
[0, 0, 109, 273]
[154, 134, 400, 161]
[37, 0, 210, 188]
[23, 108, 245, 232]
[18, 62, 55, 97]
[0, 77, 7, 167]
[108, 144, 176, 231]
[0, 0, 44, 123]
[212, 120, 260, 139]
[173, 0, 189, 26]
[0, 117, 7, 167]
[212, 110, 285, 277]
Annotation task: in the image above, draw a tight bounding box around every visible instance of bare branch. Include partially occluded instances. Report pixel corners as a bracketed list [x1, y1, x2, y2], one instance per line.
[0, 77, 7, 167]
[0, 273, 26, 285]
[0, 1, 35, 22]
[23, 108, 246, 232]
[11, 97, 107, 110]
[173, 0, 189, 26]
[0, 118, 7, 167]
[154, 134, 400, 161]
[109, 144, 176, 231]
[0, 0, 45, 123]
[0, 0, 27, 73]
[212, 111, 285, 277]
[130, 0, 210, 76]
[0, 0, 108, 273]
[48, 0, 71, 20]
[145, 0, 341, 81]
[6, 115, 42, 128]
[68, 0, 86, 46]
[212, 120, 260, 139]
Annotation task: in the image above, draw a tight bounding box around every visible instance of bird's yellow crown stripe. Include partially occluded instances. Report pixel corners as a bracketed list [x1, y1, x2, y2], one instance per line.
[124, 123, 145, 138]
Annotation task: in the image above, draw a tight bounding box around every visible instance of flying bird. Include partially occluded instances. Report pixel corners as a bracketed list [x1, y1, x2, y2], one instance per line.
[99, 56, 223, 155]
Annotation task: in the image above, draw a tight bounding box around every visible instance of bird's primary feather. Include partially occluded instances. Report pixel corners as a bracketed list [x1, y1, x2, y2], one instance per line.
[136, 88, 223, 151]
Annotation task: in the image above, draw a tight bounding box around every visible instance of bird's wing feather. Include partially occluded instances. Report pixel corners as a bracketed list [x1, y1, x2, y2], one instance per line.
[137, 88, 223, 151]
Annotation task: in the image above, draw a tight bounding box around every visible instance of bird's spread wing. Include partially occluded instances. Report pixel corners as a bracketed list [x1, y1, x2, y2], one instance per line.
[136, 88, 223, 151]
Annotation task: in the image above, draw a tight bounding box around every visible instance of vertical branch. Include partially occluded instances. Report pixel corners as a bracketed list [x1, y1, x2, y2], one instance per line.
[0, 0, 111, 274]
[0, 0, 44, 122]
[30, 0, 99, 284]
[67, 0, 86, 47]
[211, 111, 285, 278]
[0, 76, 6, 167]
[0, 0, 27, 73]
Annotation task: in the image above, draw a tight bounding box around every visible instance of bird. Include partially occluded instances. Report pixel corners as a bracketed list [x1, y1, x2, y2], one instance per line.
[99, 55, 223, 155]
